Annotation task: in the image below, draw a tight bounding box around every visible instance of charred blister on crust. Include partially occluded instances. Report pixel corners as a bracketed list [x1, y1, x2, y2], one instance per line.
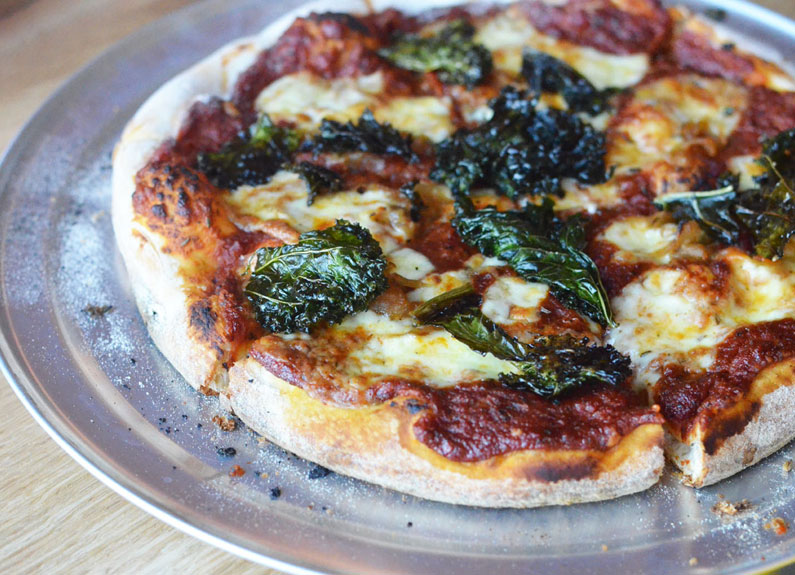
[522, 457, 598, 482]
[133, 162, 272, 384]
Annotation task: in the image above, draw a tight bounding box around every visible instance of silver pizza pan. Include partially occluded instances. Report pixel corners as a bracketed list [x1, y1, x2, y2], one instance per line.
[2, 0, 794, 573]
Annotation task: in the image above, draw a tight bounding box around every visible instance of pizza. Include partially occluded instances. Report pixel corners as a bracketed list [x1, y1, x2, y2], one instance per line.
[112, 0, 795, 507]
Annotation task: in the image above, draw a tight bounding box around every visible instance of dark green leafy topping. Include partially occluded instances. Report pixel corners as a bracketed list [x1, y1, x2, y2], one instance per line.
[412, 283, 482, 323]
[309, 109, 415, 161]
[244, 220, 387, 333]
[655, 129, 795, 260]
[430, 87, 607, 198]
[399, 180, 425, 222]
[654, 185, 740, 245]
[197, 114, 300, 189]
[755, 128, 795, 188]
[413, 284, 630, 397]
[521, 49, 619, 115]
[288, 162, 343, 205]
[452, 197, 614, 326]
[378, 20, 493, 88]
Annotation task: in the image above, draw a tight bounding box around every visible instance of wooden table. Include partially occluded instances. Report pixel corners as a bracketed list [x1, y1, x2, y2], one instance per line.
[1, 1, 793, 572]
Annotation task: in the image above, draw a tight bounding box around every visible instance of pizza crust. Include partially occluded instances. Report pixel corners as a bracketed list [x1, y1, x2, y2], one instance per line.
[224, 357, 664, 507]
[668, 360, 795, 487]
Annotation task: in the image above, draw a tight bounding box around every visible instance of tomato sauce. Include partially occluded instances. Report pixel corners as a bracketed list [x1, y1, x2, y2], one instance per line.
[656, 319, 795, 452]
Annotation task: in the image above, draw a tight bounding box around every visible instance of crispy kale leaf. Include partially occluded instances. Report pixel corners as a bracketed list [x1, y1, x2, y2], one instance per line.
[244, 220, 387, 333]
[655, 129, 795, 259]
[653, 184, 740, 245]
[521, 49, 618, 115]
[288, 162, 343, 205]
[378, 20, 493, 88]
[309, 109, 415, 161]
[413, 284, 630, 397]
[399, 180, 425, 222]
[197, 114, 300, 189]
[430, 87, 608, 198]
[453, 197, 614, 326]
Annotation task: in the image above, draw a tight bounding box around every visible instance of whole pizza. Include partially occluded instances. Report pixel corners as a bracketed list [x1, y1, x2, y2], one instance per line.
[112, 0, 795, 507]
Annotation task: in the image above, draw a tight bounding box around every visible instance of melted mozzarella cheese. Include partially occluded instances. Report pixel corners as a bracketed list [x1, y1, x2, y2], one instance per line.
[407, 270, 470, 302]
[601, 216, 679, 264]
[609, 250, 795, 387]
[726, 154, 767, 190]
[609, 75, 747, 190]
[475, 7, 648, 89]
[227, 171, 413, 253]
[255, 71, 453, 140]
[256, 71, 383, 128]
[481, 277, 549, 325]
[556, 179, 622, 212]
[609, 267, 727, 360]
[406, 254, 509, 303]
[373, 97, 454, 142]
[389, 247, 435, 280]
[340, 312, 518, 387]
[723, 251, 795, 325]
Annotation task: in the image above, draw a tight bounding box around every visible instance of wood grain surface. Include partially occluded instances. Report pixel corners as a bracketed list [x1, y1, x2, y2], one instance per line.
[1, 1, 793, 573]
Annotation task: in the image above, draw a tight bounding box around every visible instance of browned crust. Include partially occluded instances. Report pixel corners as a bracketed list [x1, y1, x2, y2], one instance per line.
[668, 360, 795, 487]
[224, 357, 664, 507]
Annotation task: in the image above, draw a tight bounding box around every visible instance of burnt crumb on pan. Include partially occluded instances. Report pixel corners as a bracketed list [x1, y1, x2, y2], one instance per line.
[712, 499, 753, 517]
[216, 446, 237, 457]
[270, 486, 282, 500]
[307, 464, 332, 479]
[704, 8, 727, 21]
[83, 304, 113, 318]
[765, 517, 789, 535]
[212, 415, 238, 431]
